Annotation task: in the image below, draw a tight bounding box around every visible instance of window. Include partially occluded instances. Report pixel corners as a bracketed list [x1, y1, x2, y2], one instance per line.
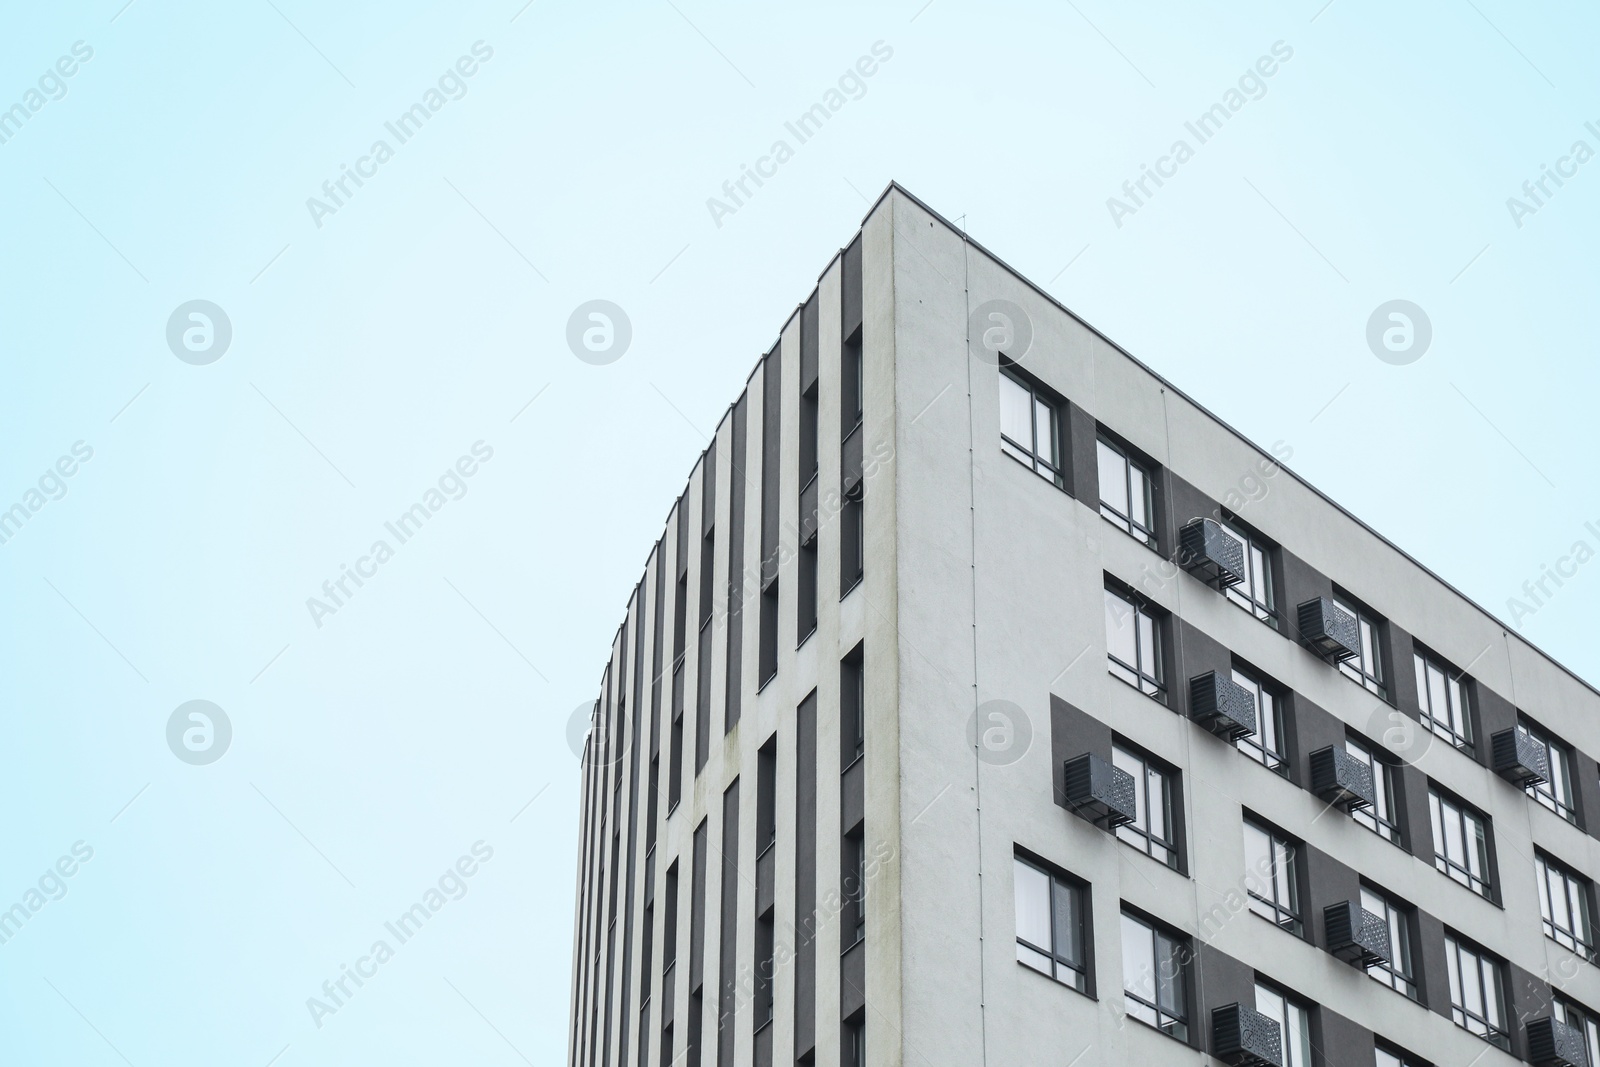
[1555, 998, 1600, 1067]
[1430, 789, 1493, 898]
[1097, 438, 1156, 547]
[1360, 886, 1417, 999]
[1243, 821, 1301, 934]
[1113, 745, 1179, 869]
[1221, 523, 1276, 624]
[841, 827, 866, 948]
[1254, 983, 1313, 1067]
[1013, 857, 1089, 992]
[1120, 912, 1189, 1041]
[1104, 586, 1164, 699]
[1445, 934, 1509, 1049]
[999, 370, 1063, 485]
[841, 644, 864, 768]
[1346, 737, 1401, 844]
[1520, 720, 1576, 822]
[1336, 596, 1386, 696]
[1414, 649, 1471, 750]
[1374, 1044, 1429, 1067]
[1537, 853, 1594, 959]
[842, 1014, 864, 1067]
[1232, 668, 1286, 773]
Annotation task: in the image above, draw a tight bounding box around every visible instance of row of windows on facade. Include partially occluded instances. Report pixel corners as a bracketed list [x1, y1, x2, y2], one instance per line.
[1007, 367, 1583, 831]
[617, 647, 869, 1067]
[1103, 580, 1595, 946]
[1014, 853, 1600, 1065]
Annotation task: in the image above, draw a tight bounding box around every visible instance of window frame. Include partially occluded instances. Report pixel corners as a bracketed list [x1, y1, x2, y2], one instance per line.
[1113, 744, 1180, 870]
[1232, 666, 1287, 774]
[1254, 981, 1313, 1067]
[1120, 910, 1190, 1042]
[1519, 718, 1577, 823]
[1104, 584, 1165, 700]
[1335, 594, 1387, 697]
[1219, 520, 1277, 625]
[1345, 736, 1402, 845]
[1360, 885, 1418, 999]
[1013, 854, 1092, 994]
[1096, 435, 1157, 548]
[998, 368, 1064, 487]
[1374, 1043, 1431, 1067]
[1243, 819, 1303, 935]
[1537, 851, 1595, 961]
[1429, 787, 1494, 899]
[1444, 933, 1509, 1049]
[1413, 647, 1473, 751]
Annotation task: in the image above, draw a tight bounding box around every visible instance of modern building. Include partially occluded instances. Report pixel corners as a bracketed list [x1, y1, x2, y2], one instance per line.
[568, 183, 1600, 1067]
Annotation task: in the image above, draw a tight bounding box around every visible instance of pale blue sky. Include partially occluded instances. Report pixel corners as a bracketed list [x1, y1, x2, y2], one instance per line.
[3, 1, 1598, 1063]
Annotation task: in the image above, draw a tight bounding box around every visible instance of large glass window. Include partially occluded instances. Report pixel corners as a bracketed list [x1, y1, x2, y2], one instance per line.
[1097, 438, 1156, 547]
[1537, 853, 1594, 959]
[1520, 720, 1576, 822]
[1254, 983, 1313, 1067]
[1360, 886, 1416, 999]
[1232, 668, 1286, 773]
[1336, 597, 1386, 696]
[1430, 789, 1493, 898]
[1121, 912, 1189, 1041]
[1346, 737, 1401, 844]
[1113, 745, 1179, 869]
[1445, 934, 1509, 1049]
[1013, 857, 1089, 992]
[999, 371, 1062, 485]
[1414, 650, 1471, 750]
[1243, 821, 1301, 934]
[1105, 587, 1164, 699]
[1221, 524, 1276, 624]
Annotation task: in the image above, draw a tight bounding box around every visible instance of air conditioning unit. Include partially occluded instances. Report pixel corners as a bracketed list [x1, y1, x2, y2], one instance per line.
[1323, 901, 1390, 967]
[1310, 746, 1375, 812]
[1527, 1017, 1589, 1067]
[1212, 1003, 1283, 1067]
[1189, 671, 1258, 742]
[1180, 518, 1247, 588]
[1492, 728, 1550, 787]
[1062, 753, 1137, 831]
[1297, 598, 1359, 662]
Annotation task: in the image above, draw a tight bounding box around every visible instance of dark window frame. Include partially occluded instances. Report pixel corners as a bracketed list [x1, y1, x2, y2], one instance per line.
[1012, 851, 1093, 995]
[1104, 581, 1166, 701]
[1413, 644, 1472, 751]
[1096, 434, 1157, 548]
[1335, 591, 1388, 698]
[1120, 908, 1191, 1043]
[998, 365, 1065, 488]
[1113, 741, 1181, 871]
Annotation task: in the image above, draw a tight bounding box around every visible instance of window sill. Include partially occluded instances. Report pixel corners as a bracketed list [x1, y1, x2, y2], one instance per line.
[1098, 511, 1159, 554]
[1016, 959, 1094, 1001]
[1123, 1012, 1191, 1046]
[841, 574, 864, 600]
[1107, 668, 1167, 706]
[757, 672, 777, 695]
[841, 752, 864, 776]
[840, 933, 865, 956]
[999, 447, 1069, 494]
[797, 624, 817, 650]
